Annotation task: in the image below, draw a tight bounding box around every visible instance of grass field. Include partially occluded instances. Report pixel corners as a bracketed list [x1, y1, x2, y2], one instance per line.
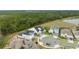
[41, 19, 76, 29]
[0, 33, 18, 48]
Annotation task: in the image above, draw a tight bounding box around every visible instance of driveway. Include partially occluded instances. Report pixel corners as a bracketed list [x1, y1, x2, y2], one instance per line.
[40, 36, 61, 47]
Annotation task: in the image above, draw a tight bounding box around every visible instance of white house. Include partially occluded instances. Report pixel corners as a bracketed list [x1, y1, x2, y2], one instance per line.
[61, 34, 73, 39]
[28, 26, 45, 34]
[34, 26, 45, 34]
[18, 30, 35, 41]
[49, 26, 59, 34]
[28, 28, 37, 33]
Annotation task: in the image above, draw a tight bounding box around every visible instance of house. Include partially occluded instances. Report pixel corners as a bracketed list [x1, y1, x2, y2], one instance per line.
[49, 26, 59, 34]
[18, 30, 35, 41]
[17, 26, 45, 40]
[28, 28, 37, 33]
[28, 26, 45, 34]
[61, 34, 73, 39]
[34, 26, 45, 34]
[60, 28, 75, 40]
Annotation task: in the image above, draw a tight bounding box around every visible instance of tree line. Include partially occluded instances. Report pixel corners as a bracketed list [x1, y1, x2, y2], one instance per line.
[0, 11, 79, 35]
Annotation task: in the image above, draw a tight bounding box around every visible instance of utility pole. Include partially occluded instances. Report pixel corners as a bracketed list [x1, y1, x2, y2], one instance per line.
[70, 29, 76, 40]
[58, 28, 61, 37]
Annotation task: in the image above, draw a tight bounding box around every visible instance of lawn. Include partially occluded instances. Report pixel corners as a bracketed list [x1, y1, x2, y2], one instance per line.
[0, 35, 10, 48]
[58, 36, 68, 42]
[44, 27, 53, 36]
[64, 46, 74, 49]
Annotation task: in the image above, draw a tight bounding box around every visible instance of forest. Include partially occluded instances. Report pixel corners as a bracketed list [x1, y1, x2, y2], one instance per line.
[0, 10, 79, 35]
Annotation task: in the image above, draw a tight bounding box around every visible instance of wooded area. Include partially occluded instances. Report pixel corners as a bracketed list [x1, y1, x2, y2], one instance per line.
[0, 10, 79, 48]
[0, 10, 79, 35]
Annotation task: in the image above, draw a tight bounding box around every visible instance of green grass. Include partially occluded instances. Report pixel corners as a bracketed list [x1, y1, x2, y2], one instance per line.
[44, 27, 53, 36]
[44, 31, 52, 36]
[65, 46, 74, 49]
[73, 38, 78, 44]
[59, 36, 68, 42]
[0, 36, 9, 48]
[0, 32, 17, 48]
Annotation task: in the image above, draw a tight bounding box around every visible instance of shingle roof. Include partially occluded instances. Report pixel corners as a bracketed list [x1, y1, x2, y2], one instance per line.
[19, 30, 34, 35]
[35, 26, 43, 32]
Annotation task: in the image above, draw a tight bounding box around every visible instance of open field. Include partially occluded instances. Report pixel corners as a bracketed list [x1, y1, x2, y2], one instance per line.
[41, 19, 76, 29]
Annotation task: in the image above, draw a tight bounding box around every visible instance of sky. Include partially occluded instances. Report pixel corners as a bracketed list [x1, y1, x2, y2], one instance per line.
[0, 0, 79, 10]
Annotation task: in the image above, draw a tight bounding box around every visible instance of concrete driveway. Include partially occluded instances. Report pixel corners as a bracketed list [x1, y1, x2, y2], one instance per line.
[40, 36, 61, 47]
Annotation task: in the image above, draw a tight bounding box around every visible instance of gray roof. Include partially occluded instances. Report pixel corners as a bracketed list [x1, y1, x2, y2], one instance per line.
[19, 30, 34, 36]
